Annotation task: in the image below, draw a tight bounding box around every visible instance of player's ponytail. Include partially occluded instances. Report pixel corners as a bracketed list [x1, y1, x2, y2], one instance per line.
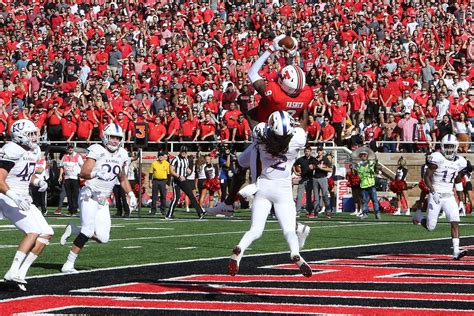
[260, 132, 292, 157]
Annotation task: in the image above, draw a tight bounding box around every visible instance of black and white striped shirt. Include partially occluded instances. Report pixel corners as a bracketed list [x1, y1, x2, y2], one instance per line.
[171, 156, 189, 178]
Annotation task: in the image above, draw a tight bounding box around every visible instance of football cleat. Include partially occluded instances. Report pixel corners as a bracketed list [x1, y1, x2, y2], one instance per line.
[296, 223, 310, 250]
[228, 246, 242, 276]
[60, 224, 73, 246]
[61, 262, 78, 274]
[453, 249, 468, 260]
[375, 213, 382, 220]
[4, 273, 27, 291]
[439, 212, 446, 219]
[393, 210, 402, 216]
[404, 210, 411, 216]
[412, 210, 423, 225]
[207, 202, 235, 217]
[359, 214, 368, 220]
[292, 255, 312, 278]
[199, 210, 207, 220]
[350, 210, 361, 216]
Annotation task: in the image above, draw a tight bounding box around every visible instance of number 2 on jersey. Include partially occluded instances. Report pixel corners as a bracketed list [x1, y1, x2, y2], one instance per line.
[17, 162, 36, 182]
[270, 155, 288, 171]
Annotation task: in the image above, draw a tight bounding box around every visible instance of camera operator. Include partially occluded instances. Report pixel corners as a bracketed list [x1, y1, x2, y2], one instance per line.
[218, 144, 235, 202]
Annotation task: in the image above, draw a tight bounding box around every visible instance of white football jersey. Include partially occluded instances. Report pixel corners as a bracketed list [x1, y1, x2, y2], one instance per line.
[0, 142, 41, 195]
[428, 152, 467, 193]
[257, 127, 307, 180]
[85, 144, 129, 196]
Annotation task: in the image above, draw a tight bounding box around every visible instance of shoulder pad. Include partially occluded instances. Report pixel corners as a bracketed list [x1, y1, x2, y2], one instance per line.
[86, 144, 105, 160]
[0, 142, 25, 161]
[293, 127, 307, 147]
[427, 152, 444, 166]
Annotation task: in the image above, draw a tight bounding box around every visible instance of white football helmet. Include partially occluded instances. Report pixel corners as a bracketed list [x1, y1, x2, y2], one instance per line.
[278, 65, 306, 96]
[267, 111, 295, 136]
[440, 134, 458, 160]
[252, 122, 268, 140]
[11, 119, 39, 149]
[102, 123, 124, 152]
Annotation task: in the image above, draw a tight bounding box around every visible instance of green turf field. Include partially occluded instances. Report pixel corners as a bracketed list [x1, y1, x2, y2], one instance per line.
[1, 209, 473, 277]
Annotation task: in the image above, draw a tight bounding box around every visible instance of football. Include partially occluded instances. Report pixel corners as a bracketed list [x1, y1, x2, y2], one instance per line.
[278, 36, 297, 51]
[294, 165, 302, 174]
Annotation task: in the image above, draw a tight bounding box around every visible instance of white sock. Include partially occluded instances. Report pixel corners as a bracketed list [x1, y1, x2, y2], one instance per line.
[17, 252, 38, 280]
[453, 238, 460, 254]
[397, 208, 401, 212]
[67, 251, 78, 264]
[8, 251, 27, 275]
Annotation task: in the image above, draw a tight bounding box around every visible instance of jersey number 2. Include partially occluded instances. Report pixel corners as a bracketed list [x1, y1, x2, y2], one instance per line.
[270, 155, 288, 171]
[17, 163, 36, 182]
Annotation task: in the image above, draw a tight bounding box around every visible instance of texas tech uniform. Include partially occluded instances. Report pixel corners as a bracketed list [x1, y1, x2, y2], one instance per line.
[254, 81, 314, 123]
[79, 144, 129, 241]
[425, 151, 467, 230]
[0, 142, 52, 235]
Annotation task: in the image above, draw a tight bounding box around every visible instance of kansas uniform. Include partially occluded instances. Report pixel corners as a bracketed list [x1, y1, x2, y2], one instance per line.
[1, 119, 52, 289]
[79, 143, 129, 242]
[413, 134, 469, 260]
[230, 111, 312, 278]
[61, 123, 137, 273]
[425, 151, 467, 229]
[0, 142, 52, 236]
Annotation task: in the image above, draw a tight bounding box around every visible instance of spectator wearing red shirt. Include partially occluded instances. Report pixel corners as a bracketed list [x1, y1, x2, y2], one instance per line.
[234, 114, 251, 143]
[76, 112, 95, 143]
[306, 115, 321, 142]
[348, 83, 365, 125]
[6, 108, 23, 136]
[219, 120, 230, 142]
[224, 102, 242, 138]
[46, 102, 63, 141]
[320, 118, 336, 143]
[166, 110, 181, 141]
[181, 111, 196, 143]
[194, 113, 216, 151]
[61, 113, 77, 142]
[328, 100, 348, 145]
[148, 116, 167, 143]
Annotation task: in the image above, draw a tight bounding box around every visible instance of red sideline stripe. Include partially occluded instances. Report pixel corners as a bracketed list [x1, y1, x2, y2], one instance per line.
[359, 254, 474, 261]
[90, 282, 474, 301]
[174, 270, 474, 284]
[1, 295, 473, 315]
[320, 259, 474, 266]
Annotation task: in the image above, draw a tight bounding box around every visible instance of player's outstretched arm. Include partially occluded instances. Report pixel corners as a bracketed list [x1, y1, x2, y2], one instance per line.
[247, 34, 286, 96]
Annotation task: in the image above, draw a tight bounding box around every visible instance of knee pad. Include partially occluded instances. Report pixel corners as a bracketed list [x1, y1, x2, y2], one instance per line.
[37, 236, 50, 245]
[73, 233, 90, 249]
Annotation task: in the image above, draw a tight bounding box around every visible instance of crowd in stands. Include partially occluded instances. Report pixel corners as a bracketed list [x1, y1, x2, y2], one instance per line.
[0, 0, 472, 153]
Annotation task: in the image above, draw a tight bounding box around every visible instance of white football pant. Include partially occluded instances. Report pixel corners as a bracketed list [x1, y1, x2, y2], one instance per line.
[426, 194, 460, 231]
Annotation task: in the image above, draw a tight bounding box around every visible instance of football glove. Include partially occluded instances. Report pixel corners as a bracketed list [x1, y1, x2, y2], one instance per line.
[33, 178, 48, 192]
[127, 191, 138, 211]
[6, 190, 31, 212]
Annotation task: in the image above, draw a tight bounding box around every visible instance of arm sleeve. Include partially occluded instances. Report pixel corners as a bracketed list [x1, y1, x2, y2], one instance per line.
[248, 50, 272, 83]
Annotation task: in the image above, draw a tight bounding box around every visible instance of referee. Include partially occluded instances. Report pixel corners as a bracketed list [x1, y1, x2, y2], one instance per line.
[167, 146, 206, 219]
[149, 152, 170, 215]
